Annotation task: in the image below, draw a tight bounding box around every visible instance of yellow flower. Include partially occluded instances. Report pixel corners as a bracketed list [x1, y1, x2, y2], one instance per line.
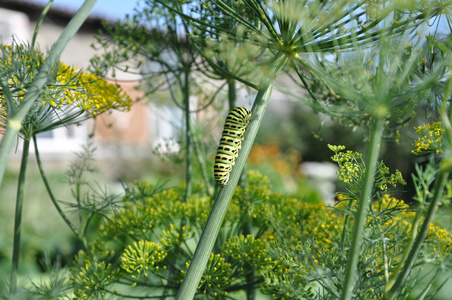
[0, 44, 132, 138]
[412, 122, 444, 154]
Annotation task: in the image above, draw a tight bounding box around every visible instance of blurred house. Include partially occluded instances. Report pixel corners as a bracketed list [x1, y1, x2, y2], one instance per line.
[0, 1, 306, 167]
[0, 0, 180, 160]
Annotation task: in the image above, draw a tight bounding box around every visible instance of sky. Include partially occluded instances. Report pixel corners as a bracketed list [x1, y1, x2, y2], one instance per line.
[28, 0, 139, 20]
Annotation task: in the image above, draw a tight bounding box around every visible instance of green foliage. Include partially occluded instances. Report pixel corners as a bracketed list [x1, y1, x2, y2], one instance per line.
[25, 272, 72, 300]
[71, 252, 120, 299]
[67, 171, 325, 298]
[66, 166, 452, 299]
[265, 175, 452, 299]
[328, 144, 406, 195]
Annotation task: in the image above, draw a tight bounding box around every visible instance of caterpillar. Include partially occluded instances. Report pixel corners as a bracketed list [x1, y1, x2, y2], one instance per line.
[214, 107, 252, 186]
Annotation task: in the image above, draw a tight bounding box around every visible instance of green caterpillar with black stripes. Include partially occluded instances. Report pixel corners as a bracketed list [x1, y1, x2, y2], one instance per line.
[214, 107, 252, 186]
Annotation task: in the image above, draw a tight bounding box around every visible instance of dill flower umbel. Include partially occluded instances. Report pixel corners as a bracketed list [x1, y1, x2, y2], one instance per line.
[0, 43, 132, 138]
[70, 252, 119, 300]
[121, 240, 167, 286]
[412, 122, 444, 154]
[328, 144, 406, 192]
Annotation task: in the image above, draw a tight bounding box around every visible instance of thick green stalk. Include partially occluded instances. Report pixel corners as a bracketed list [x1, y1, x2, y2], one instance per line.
[175, 54, 287, 300]
[227, 79, 237, 109]
[341, 117, 385, 300]
[175, 85, 273, 300]
[0, 77, 15, 117]
[227, 78, 247, 189]
[228, 77, 255, 300]
[9, 138, 30, 296]
[385, 165, 450, 299]
[0, 0, 97, 189]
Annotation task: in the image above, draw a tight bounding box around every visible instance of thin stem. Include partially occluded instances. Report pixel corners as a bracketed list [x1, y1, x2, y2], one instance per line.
[191, 126, 213, 196]
[191, 42, 258, 90]
[165, 69, 193, 299]
[32, 135, 80, 237]
[291, 58, 320, 103]
[244, 222, 255, 300]
[175, 53, 288, 300]
[368, 204, 390, 283]
[386, 68, 452, 297]
[0, 0, 97, 189]
[184, 70, 192, 200]
[9, 138, 30, 296]
[0, 77, 15, 117]
[341, 117, 385, 300]
[385, 204, 423, 292]
[31, 0, 54, 48]
[384, 168, 449, 299]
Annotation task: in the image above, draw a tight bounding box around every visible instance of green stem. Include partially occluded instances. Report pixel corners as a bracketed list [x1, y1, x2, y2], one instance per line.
[9, 138, 30, 296]
[175, 54, 287, 300]
[244, 237, 256, 300]
[227, 78, 249, 188]
[32, 135, 80, 238]
[0, 0, 97, 189]
[384, 204, 423, 292]
[227, 79, 237, 109]
[184, 70, 192, 200]
[167, 69, 193, 298]
[234, 68, 253, 300]
[384, 167, 449, 299]
[385, 70, 452, 298]
[226, 79, 247, 189]
[341, 117, 385, 300]
[0, 77, 15, 117]
[31, 0, 54, 48]
[191, 126, 213, 196]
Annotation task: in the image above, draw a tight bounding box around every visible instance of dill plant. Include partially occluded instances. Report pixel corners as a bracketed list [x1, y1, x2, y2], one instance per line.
[67, 164, 452, 299]
[0, 0, 98, 187]
[84, 0, 450, 299]
[68, 171, 339, 299]
[0, 4, 132, 295]
[65, 0, 452, 299]
[262, 31, 452, 300]
[157, 1, 451, 299]
[263, 171, 452, 299]
[0, 0, 101, 296]
[259, 134, 451, 299]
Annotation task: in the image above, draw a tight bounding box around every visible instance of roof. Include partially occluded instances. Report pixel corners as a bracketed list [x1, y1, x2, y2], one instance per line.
[0, 0, 114, 33]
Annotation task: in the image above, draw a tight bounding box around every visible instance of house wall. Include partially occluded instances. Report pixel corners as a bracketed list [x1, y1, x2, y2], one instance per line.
[94, 81, 150, 146]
